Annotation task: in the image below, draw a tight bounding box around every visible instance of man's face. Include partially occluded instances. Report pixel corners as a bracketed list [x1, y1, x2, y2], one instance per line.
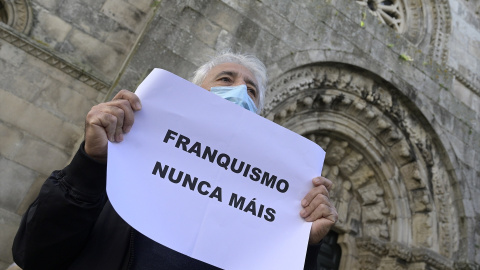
[200, 62, 260, 106]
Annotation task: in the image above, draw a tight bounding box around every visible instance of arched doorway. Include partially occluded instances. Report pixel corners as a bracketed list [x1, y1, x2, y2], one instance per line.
[264, 64, 461, 269]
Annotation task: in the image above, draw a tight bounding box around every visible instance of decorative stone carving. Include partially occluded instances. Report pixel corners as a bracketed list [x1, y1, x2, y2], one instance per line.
[335, 181, 353, 228]
[358, 183, 382, 205]
[354, 0, 463, 92]
[358, 252, 382, 270]
[265, 64, 459, 269]
[356, 237, 454, 269]
[378, 257, 407, 270]
[401, 162, 426, 190]
[412, 213, 434, 247]
[411, 189, 432, 213]
[0, 0, 110, 92]
[0, 0, 32, 34]
[0, 26, 109, 91]
[356, 0, 406, 32]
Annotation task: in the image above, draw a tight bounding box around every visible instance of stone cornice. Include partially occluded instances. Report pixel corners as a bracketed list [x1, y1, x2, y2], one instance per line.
[447, 66, 480, 97]
[0, 24, 109, 91]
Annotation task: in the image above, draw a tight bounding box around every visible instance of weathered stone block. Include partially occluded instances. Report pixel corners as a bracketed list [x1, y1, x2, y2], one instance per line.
[235, 18, 260, 48]
[249, 1, 295, 40]
[112, 67, 144, 96]
[215, 29, 236, 52]
[58, 0, 116, 41]
[259, 0, 290, 17]
[157, 0, 188, 23]
[191, 16, 221, 48]
[4, 64, 48, 102]
[31, 8, 72, 46]
[269, 0, 298, 22]
[185, 0, 209, 13]
[0, 207, 21, 264]
[0, 41, 25, 68]
[253, 31, 292, 66]
[294, 7, 317, 35]
[452, 118, 474, 146]
[127, 0, 154, 13]
[293, 51, 312, 67]
[438, 88, 454, 114]
[63, 0, 107, 11]
[177, 37, 216, 67]
[176, 7, 202, 33]
[0, 122, 23, 160]
[104, 27, 137, 55]
[344, 19, 373, 56]
[33, 0, 64, 10]
[0, 158, 37, 212]
[43, 67, 104, 103]
[35, 79, 96, 126]
[0, 89, 83, 151]
[68, 29, 123, 79]
[13, 136, 70, 176]
[101, 0, 147, 33]
[451, 79, 473, 109]
[420, 76, 442, 102]
[148, 16, 180, 50]
[282, 23, 311, 49]
[471, 95, 480, 118]
[114, 44, 196, 95]
[446, 133, 469, 167]
[222, 0, 252, 14]
[203, 1, 243, 33]
[449, 100, 477, 132]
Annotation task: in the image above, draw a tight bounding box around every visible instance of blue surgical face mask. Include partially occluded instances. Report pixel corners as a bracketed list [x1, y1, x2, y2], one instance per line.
[210, 84, 258, 113]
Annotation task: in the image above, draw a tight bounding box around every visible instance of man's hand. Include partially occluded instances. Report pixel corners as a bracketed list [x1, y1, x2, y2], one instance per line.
[84, 90, 142, 163]
[300, 176, 338, 245]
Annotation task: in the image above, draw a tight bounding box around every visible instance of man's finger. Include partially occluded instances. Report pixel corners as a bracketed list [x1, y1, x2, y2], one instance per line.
[312, 176, 333, 190]
[304, 203, 334, 222]
[92, 112, 118, 142]
[110, 106, 125, 142]
[300, 191, 329, 218]
[301, 184, 329, 207]
[112, 89, 142, 111]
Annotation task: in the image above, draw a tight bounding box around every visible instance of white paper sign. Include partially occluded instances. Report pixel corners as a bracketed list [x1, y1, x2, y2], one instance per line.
[107, 69, 325, 270]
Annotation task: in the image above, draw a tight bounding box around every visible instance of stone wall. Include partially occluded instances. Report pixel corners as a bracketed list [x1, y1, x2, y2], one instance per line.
[0, 0, 156, 267]
[0, 0, 478, 268]
[0, 33, 101, 267]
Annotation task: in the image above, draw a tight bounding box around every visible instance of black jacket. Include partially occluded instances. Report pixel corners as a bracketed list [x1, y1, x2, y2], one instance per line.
[13, 144, 320, 270]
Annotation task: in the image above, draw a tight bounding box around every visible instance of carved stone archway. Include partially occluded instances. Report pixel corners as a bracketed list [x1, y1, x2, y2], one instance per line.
[263, 64, 461, 269]
[0, 0, 32, 34]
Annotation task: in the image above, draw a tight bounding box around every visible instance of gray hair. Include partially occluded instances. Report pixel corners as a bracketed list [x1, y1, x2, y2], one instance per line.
[191, 51, 267, 113]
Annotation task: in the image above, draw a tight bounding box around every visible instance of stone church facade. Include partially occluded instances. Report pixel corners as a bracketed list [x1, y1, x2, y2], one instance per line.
[0, 0, 478, 269]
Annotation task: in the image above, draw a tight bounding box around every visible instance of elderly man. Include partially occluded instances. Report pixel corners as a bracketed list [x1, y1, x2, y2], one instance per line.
[13, 52, 338, 270]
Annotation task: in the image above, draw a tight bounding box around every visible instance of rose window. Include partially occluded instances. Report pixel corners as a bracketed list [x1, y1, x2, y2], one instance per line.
[356, 0, 406, 32]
